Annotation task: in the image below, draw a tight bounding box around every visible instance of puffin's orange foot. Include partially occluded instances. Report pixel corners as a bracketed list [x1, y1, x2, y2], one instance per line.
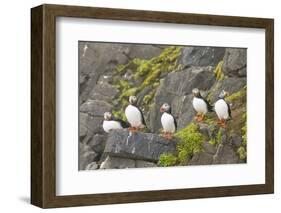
[166, 133, 173, 140]
[218, 119, 227, 128]
[162, 132, 173, 140]
[197, 114, 204, 122]
[128, 127, 138, 132]
[221, 121, 227, 128]
[194, 114, 200, 122]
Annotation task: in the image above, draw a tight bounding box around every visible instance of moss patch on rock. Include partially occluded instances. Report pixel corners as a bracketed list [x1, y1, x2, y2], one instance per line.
[238, 112, 247, 160]
[158, 153, 178, 167]
[213, 60, 224, 81]
[158, 123, 206, 166]
[112, 46, 183, 119]
[226, 86, 247, 103]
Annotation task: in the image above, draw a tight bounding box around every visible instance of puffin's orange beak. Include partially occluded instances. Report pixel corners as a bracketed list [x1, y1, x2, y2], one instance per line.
[160, 107, 164, 112]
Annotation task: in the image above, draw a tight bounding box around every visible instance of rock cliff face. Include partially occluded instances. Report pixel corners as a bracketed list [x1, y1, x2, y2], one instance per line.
[79, 42, 247, 170]
[99, 130, 176, 169]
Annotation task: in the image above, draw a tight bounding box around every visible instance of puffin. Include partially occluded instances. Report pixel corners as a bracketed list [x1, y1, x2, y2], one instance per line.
[102, 112, 129, 133]
[214, 90, 232, 128]
[125, 96, 146, 132]
[160, 103, 177, 140]
[192, 88, 213, 122]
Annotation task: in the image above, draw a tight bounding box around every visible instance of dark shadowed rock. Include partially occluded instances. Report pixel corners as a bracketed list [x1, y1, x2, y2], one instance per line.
[180, 47, 226, 68]
[230, 134, 243, 148]
[104, 130, 177, 162]
[87, 134, 106, 154]
[80, 112, 104, 138]
[222, 48, 247, 77]
[79, 143, 99, 170]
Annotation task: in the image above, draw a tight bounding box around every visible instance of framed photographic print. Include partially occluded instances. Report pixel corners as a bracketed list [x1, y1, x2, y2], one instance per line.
[31, 4, 274, 208]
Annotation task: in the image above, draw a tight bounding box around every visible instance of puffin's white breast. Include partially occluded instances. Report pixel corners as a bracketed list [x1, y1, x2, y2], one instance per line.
[161, 112, 176, 133]
[192, 97, 208, 114]
[103, 120, 122, 133]
[214, 99, 229, 120]
[125, 105, 142, 127]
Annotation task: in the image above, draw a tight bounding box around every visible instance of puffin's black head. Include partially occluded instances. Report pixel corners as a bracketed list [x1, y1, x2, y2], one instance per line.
[103, 112, 112, 121]
[129, 96, 137, 105]
[219, 90, 229, 99]
[160, 103, 171, 113]
[192, 88, 200, 97]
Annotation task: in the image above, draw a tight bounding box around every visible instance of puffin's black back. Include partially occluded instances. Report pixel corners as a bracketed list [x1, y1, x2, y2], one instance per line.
[226, 102, 232, 119]
[172, 114, 177, 131]
[113, 118, 130, 128]
[136, 106, 146, 126]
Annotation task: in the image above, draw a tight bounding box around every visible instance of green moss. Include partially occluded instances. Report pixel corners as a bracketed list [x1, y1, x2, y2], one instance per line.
[226, 86, 247, 102]
[204, 114, 216, 125]
[143, 91, 155, 105]
[115, 61, 135, 75]
[158, 123, 206, 166]
[174, 123, 205, 165]
[209, 127, 223, 146]
[213, 61, 224, 81]
[217, 128, 223, 143]
[142, 69, 161, 88]
[112, 109, 126, 121]
[120, 88, 138, 99]
[153, 82, 160, 88]
[241, 108, 247, 144]
[237, 146, 247, 160]
[242, 126, 247, 146]
[239, 110, 247, 160]
[112, 46, 183, 120]
[209, 139, 216, 145]
[115, 79, 130, 90]
[205, 119, 214, 125]
[158, 153, 178, 167]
